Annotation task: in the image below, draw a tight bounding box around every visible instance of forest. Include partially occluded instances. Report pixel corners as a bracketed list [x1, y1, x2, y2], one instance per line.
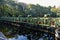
[0, 0, 60, 17]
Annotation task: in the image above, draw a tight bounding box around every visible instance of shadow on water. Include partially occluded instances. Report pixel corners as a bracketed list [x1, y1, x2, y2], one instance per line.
[0, 24, 55, 40]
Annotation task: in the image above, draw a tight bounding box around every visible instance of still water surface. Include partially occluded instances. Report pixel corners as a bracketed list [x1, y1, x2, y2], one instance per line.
[8, 33, 54, 40]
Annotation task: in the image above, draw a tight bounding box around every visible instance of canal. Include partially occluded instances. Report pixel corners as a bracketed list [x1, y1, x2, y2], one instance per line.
[8, 32, 54, 40]
[0, 23, 55, 40]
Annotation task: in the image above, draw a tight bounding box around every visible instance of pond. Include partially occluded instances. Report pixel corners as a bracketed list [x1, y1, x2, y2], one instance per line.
[8, 33, 54, 40]
[0, 23, 55, 40]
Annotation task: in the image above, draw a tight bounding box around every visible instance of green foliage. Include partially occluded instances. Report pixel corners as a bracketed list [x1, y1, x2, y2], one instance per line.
[0, 0, 58, 17]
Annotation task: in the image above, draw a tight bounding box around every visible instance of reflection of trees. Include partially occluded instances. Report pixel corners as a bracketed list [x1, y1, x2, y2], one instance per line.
[0, 23, 44, 39]
[0, 23, 55, 40]
[0, 25, 14, 38]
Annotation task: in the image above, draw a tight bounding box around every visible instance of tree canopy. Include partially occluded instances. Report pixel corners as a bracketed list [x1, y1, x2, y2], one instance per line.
[0, 0, 59, 17]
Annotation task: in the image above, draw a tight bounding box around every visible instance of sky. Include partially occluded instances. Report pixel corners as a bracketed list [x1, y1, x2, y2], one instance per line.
[17, 0, 60, 7]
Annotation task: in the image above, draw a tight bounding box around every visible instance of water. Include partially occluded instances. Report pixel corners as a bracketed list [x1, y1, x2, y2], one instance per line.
[8, 35, 28, 40]
[0, 23, 55, 40]
[8, 33, 54, 40]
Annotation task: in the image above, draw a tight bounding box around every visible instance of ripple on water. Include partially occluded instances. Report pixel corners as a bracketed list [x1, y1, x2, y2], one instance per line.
[8, 34, 54, 40]
[38, 38, 43, 40]
[8, 35, 28, 40]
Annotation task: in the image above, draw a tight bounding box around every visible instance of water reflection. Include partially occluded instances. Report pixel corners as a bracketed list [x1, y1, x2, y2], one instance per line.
[0, 24, 55, 40]
[39, 38, 43, 40]
[8, 35, 28, 40]
[8, 33, 54, 40]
